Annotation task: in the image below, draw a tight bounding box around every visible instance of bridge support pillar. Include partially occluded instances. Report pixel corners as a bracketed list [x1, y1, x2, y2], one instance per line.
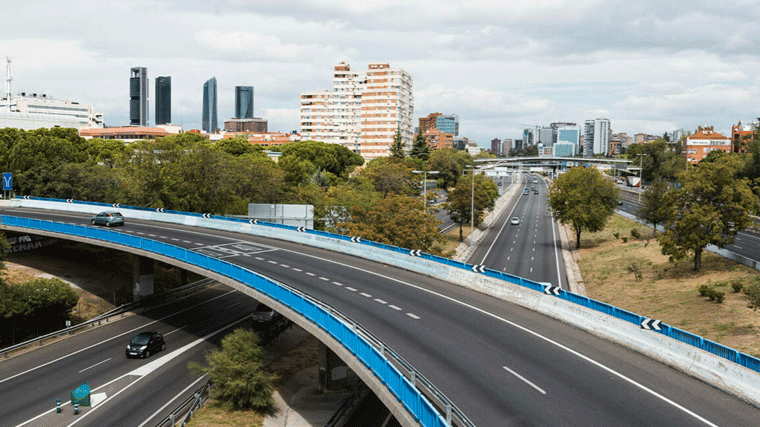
[132, 255, 154, 301]
[318, 342, 357, 392]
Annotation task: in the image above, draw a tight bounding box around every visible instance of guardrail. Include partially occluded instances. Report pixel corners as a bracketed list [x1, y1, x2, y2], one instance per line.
[9, 197, 760, 403]
[155, 380, 212, 427]
[0, 278, 215, 359]
[0, 215, 463, 427]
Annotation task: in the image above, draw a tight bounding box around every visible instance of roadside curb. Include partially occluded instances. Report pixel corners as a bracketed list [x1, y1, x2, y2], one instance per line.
[557, 222, 586, 295]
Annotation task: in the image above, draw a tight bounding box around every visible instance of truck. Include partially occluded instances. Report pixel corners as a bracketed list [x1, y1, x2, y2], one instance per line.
[626, 176, 641, 187]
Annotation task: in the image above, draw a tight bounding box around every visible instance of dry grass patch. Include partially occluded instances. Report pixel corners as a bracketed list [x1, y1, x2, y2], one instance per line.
[575, 214, 760, 358]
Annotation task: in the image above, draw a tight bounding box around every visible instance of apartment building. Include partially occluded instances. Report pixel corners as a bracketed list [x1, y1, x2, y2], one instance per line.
[584, 118, 611, 157]
[683, 126, 731, 164]
[301, 62, 413, 160]
[424, 128, 453, 150]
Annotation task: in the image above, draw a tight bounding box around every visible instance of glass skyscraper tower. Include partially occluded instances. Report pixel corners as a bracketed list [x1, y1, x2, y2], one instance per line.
[130, 67, 148, 126]
[155, 76, 171, 125]
[235, 86, 253, 119]
[202, 77, 217, 133]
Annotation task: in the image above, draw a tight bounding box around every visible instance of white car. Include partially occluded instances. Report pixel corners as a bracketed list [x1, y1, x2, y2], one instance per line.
[510, 217, 520, 225]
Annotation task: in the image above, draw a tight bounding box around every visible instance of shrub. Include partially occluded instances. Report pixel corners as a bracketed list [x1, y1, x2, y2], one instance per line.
[698, 284, 710, 296]
[613, 232, 620, 239]
[630, 228, 641, 238]
[621, 237, 628, 243]
[706, 288, 716, 301]
[744, 283, 760, 310]
[627, 263, 643, 282]
[730, 280, 744, 293]
[714, 291, 725, 303]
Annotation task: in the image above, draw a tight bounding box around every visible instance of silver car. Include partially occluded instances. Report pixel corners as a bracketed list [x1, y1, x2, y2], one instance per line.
[91, 211, 124, 227]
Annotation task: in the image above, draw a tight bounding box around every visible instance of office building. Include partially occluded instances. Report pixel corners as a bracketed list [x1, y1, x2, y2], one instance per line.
[301, 62, 413, 159]
[419, 113, 458, 136]
[683, 126, 731, 164]
[490, 138, 501, 154]
[554, 141, 576, 157]
[584, 118, 611, 157]
[224, 117, 268, 133]
[202, 77, 218, 133]
[502, 139, 512, 156]
[538, 127, 553, 146]
[523, 128, 534, 146]
[155, 76, 171, 125]
[235, 86, 254, 119]
[130, 67, 148, 126]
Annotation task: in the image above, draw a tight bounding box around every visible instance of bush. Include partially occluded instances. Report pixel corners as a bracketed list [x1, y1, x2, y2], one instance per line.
[613, 232, 620, 239]
[630, 228, 641, 239]
[189, 329, 276, 411]
[627, 263, 643, 282]
[621, 237, 628, 243]
[730, 280, 744, 293]
[698, 284, 711, 296]
[744, 283, 760, 310]
[714, 291, 725, 303]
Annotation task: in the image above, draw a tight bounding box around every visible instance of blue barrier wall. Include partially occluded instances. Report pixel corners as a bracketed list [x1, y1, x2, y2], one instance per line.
[0, 215, 448, 427]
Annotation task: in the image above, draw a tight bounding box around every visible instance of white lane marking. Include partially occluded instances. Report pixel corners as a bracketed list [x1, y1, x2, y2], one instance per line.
[268, 260, 278, 264]
[531, 257, 534, 261]
[171, 238, 180, 241]
[733, 245, 743, 250]
[507, 256, 510, 261]
[530, 267, 533, 272]
[0, 290, 237, 386]
[78, 358, 112, 373]
[406, 313, 420, 320]
[319, 277, 330, 281]
[136, 375, 208, 427]
[136, 232, 145, 235]
[503, 365, 546, 395]
[194, 243, 204, 246]
[255, 257, 264, 260]
[374, 298, 387, 304]
[479, 190, 524, 264]
[159, 236, 168, 239]
[550, 207, 564, 289]
[292, 268, 302, 272]
[280, 264, 290, 268]
[345, 287, 357, 292]
[305, 272, 316, 276]
[332, 281, 343, 286]
[90, 392, 108, 407]
[388, 304, 402, 311]
[360, 292, 372, 298]
[533, 248, 535, 252]
[58, 315, 251, 427]
[183, 240, 192, 244]
[164, 325, 187, 336]
[148, 234, 156, 237]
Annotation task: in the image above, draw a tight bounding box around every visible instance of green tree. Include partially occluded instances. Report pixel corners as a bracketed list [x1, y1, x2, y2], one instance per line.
[636, 178, 671, 236]
[279, 140, 364, 179]
[548, 167, 619, 248]
[190, 328, 276, 411]
[389, 127, 406, 160]
[658, 155, 759, 270]
[360, 157, 416, 196]
[409, 131, 430, 161]
[216, 137, 264, 157]
[444, 173, 499, 241]
[338, 193, 443, 253]
[426, 148, 472, 189]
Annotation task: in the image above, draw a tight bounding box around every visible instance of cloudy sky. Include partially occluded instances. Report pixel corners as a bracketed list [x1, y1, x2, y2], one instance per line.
[2, 0, 759, 146]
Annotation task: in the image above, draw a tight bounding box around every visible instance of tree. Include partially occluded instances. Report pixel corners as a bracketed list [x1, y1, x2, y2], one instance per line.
[426, 148, 472, 190]
[409, 131, 430, 161]
[658, 155, 759, 270]
[190, 328, 276, 411]
[279, 140, 364, 179]
[338, 193, 443, 253]
[548, 167, 619, 248]
[636, 178, 671, 236]
[360, 157, 417, 196]
[389, 127, 406, 159]
[444, 173, 499, 241]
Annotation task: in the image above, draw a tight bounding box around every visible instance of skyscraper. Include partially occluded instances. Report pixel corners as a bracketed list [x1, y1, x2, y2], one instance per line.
[584, 118, 611, 157]
[235, 86, 254, 119]
[155, 76, 171, 125]
[130, 67, 148, 126]
[202, 77, 217, 133]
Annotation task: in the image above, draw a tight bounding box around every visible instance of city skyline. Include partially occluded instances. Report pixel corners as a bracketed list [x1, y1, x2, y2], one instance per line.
[1, 2, 758, 146]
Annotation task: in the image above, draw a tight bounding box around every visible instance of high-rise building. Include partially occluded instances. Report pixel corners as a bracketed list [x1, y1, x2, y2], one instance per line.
[502, 139, 512, 156]
[419, 112, 458, 137]
[584, 118, 611, 157]
[523, 128, 534, 146]
[155, 76, 171, 125]
[130, 67, 148, 126]
[202, 77, 218, 133]
[300, 62, 413, 159]
[490, 138, 501, 154]
[235, 86, 254, 119]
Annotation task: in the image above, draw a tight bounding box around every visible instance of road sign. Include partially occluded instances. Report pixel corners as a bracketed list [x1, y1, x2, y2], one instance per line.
[2, 172, 11, 191]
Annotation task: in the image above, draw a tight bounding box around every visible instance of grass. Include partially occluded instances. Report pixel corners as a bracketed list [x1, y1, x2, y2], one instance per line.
[575, 214, 760, 357]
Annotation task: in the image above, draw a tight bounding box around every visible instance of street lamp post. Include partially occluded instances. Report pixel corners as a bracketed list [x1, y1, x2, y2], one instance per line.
[464, 166, 478, 253]
[412, 170, 439, 210]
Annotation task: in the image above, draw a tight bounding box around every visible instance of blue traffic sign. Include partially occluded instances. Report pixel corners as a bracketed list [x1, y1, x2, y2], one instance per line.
[2, 172, 11, 191]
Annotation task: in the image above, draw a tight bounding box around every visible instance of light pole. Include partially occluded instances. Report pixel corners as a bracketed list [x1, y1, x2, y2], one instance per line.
[412, 170, 439, 210]
[464, 166, 478, 252]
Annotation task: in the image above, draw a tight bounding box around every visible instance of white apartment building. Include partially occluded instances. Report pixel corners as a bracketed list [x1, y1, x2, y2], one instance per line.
[584, 118, 611, 157]
[300, 62, 413, 160]
[0, 93, 103, 130]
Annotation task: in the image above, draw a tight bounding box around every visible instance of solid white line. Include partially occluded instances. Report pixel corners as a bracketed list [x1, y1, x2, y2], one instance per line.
[406, 313, 420, 320]
[550, 208, 563, 289]
[135, 375, 208, 427]
[503, 365, 546, 395]
[78, 358, 112, 373]
[164, 325, 187, 336]
[0, 290, 236, 386]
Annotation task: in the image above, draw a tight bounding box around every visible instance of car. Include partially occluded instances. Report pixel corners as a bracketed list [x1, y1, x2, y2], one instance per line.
[510, 217, 520, 225]
[523, 189, 530, 195]
[91, 211, 124, 227]
[126, 331, 165, 358]
[251, 303, 281, 324]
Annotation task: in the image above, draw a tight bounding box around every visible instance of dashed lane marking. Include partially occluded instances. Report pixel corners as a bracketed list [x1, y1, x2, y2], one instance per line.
[292, 268, 302, 272]
[345, 287, 357, 292]
[305, 272, 316, 277]
[374, 298, 387, 304]
[268, 260, 278, 264]
[332, 281, 343, 286]
[389, 305, 402, 311]
[280, 264, 289, 268]
[255, 257, 264, 261]
[360, 292, 372, 298]
[407, 313, 420, 320]
[319, 277, 330, 281]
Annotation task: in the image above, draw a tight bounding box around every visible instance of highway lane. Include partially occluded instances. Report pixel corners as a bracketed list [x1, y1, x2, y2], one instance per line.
[468, 173, 567, 288]
[0, 285, 258, 427]
[1, 207, 759, 426]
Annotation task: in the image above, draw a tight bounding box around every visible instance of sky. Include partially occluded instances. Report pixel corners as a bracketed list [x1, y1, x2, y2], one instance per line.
[2, 0, 760, 147]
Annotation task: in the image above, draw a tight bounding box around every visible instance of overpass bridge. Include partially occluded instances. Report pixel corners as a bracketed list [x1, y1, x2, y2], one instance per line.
[1, 197, 759, 426]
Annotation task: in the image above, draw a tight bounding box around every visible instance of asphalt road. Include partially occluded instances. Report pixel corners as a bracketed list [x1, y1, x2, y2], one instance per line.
[1, 206, 759, 426]
[467, 173, 567, 289]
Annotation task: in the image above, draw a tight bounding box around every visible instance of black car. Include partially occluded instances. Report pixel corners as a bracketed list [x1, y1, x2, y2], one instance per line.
[126, 332, 165, 358]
